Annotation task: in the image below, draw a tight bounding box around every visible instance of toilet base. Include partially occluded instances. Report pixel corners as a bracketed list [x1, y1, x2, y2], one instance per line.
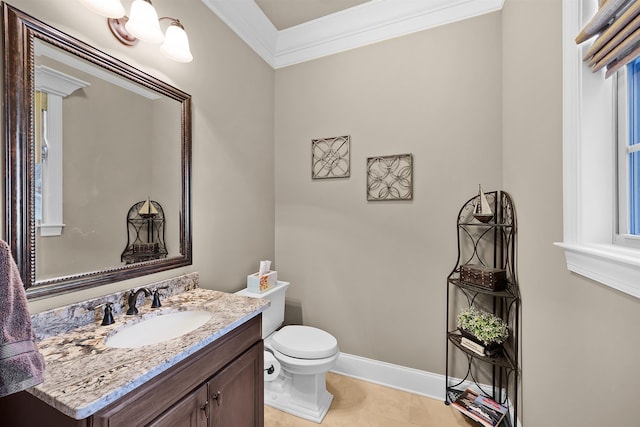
[264, 370, 334, 423]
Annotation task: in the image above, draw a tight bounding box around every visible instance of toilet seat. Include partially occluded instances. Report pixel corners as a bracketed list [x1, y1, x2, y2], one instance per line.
[272, 325, 338, 359]
[271, 347, 340, 375]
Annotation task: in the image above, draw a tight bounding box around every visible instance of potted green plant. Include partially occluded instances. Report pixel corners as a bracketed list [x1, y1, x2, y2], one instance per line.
[456, 307, 509, 352]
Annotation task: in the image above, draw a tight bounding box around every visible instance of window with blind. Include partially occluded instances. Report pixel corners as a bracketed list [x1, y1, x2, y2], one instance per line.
[559, 0, 640, 300]
[617, 56, 640, 243]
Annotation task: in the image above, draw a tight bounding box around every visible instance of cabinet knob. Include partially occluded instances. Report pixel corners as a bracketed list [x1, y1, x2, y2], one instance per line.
[211, 391, 222, 407]
[200, 401, 208, 411]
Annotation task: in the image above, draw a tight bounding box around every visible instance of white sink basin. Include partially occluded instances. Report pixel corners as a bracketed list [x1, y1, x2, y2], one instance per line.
[105, 310, 213, 348]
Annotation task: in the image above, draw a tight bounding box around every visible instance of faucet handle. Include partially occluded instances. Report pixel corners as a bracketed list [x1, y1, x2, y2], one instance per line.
[126, 289, 137, 315]
[151, 286, 169, 308]
[151, 290, 162, 308]
[95, 302, 115, 326]
[126, 288, 144, 315]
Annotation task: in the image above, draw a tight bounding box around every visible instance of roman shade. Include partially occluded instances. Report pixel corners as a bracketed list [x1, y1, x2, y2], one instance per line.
[577, 0, 640, 78]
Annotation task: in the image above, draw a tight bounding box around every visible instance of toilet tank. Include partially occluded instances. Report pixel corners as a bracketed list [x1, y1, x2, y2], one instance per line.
[235, 281, 290, 337]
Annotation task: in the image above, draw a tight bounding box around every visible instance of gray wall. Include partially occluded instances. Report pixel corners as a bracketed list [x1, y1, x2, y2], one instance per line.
[503, 1, 640, 425]
[274, 11, 503, 373]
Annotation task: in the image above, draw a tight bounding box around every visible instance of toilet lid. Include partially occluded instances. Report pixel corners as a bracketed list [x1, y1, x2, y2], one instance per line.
[272, 325, 338, 359]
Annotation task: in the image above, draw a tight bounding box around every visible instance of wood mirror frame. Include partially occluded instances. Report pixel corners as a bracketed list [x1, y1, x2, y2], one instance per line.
[3, 3, 192, 298]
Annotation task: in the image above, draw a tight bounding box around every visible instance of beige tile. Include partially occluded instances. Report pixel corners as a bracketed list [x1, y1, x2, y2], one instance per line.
[409, 393, 472, 426]
[264, 373, 472, 427]
[326, 372, 367, 411]
[360, 380, 412, 423]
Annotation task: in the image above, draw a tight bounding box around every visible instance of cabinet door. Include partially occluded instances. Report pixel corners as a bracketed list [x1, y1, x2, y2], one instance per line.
[148, 384, 208, 427]
[209, 342, 264, 427]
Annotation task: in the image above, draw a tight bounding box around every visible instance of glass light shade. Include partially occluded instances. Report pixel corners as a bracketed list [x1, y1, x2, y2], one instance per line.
[124, 0, 164, 44]
[78, 0, 125, 18]
[160, 24, 193, 63]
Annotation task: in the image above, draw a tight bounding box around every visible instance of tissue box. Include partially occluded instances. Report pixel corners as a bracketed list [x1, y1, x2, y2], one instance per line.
[247, 270, 278, 292]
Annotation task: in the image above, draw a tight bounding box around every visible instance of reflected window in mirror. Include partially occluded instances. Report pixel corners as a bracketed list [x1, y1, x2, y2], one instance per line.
[35, 59, 90, 238]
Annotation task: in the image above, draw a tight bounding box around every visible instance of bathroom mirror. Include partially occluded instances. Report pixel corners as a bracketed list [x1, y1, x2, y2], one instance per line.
[3, 4, 192, 298]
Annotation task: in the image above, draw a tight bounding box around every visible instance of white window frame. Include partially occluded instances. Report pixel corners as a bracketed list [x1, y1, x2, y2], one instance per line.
[558, 0, 640, 299]
[616, 67, 629, 240]
[34, 65, 89, 237]
[614, 66, 640, 249]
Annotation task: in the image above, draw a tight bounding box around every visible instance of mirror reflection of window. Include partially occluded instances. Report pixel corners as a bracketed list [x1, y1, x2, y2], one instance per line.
[34, 65, 89, 238]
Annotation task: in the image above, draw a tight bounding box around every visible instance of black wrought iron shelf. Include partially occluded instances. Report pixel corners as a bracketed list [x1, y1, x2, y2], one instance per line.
[128, 218, 164, 224]
[458, 222, 514, 228]
[121, 200, 168, 265]
[445, 190, 520, 426]
[448, 277, 519, 298]
[447, 333, 515, 369]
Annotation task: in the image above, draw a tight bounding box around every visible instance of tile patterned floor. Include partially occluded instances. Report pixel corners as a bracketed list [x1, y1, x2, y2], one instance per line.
[264, 372, 474, 427]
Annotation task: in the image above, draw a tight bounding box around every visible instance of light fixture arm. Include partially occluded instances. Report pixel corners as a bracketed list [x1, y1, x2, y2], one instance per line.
[159, 17, 184, 29]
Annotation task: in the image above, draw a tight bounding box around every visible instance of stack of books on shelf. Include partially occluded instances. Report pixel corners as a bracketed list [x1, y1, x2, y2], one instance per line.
[452, 388, 507, 427]
[460, 336, 502, 357]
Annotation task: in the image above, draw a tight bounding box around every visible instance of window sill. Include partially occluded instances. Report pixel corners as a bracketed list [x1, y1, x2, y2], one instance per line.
[37, 223, 64, 237]
[555, 242, 640, 299]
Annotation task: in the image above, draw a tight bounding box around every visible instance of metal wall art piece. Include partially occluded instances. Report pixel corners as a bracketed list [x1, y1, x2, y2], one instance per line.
[311, 135, 350, 179]
[367, 154, 413, 201]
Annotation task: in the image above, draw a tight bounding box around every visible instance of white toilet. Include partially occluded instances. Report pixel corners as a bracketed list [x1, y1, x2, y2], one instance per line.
[236, 281, 339, 423]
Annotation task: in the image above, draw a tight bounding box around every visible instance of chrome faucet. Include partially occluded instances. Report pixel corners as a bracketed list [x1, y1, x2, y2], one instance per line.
[126, 288, 151, 315]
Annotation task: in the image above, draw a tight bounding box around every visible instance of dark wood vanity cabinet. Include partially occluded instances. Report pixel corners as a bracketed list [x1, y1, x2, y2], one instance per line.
[208, 341, 263, 427]
[149, 384, 208, 427]
[0, 315, 264, 427]
[148, 341, 264, 427]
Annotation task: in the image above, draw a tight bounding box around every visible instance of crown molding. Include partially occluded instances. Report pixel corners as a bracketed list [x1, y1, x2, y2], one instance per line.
[202, 0, 504, 69]
[202, 0, 278, 66]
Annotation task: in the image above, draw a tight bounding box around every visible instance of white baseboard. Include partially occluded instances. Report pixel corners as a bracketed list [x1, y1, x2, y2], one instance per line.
[331, 352, 521, 427]
[331, 352, 447, 401]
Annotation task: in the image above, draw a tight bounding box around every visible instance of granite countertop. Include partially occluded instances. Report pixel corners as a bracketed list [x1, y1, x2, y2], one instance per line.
[30, 288, 269, 420]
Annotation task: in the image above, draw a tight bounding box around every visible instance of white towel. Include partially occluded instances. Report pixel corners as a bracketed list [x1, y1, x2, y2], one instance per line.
[0, 240, 45, 397]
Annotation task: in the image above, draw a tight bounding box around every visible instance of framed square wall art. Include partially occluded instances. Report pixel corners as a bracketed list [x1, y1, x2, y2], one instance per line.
[367, 154, 413, 201]
[311, 135, 350, 179]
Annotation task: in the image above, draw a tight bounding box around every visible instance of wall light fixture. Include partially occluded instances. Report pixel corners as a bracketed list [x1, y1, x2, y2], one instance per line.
[78, 0, 193, 63]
